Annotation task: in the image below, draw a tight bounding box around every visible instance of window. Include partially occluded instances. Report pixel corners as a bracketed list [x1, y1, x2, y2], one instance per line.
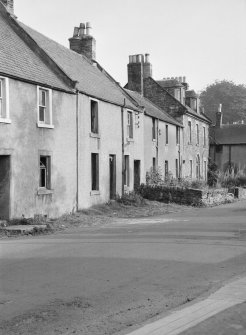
[175, 159, 179, 179]
[124, 155, 130, 186]
[0, 77, 10, 123]
[203, 127, 206, 146]
[196, 155, 200, 180]
[39, 156, 51, 189]
[38, 87, 53, 128]
[91, 100, 98, 134]
[164, 160, 169, 178]
[176, 126, 180, 145]
[165, 125, 169, 144]
[152, 118, 156, 140]
[91, 153, 99, 191]
[204, 161, 207, 181]
[188, 121, 192, 144]
[127, 111, 133, 138]
[189, 160, 193, 178]
[196, 124, 199, 145]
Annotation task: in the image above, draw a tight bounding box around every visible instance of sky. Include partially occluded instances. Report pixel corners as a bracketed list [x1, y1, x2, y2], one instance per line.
[14, 0, 246, 92]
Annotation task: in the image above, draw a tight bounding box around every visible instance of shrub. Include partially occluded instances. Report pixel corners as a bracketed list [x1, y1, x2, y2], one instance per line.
[146, 167, 163, 185]
[218, 167, 246, 188]
[116, 191, 145, 206]
[207, 159, 219, 187]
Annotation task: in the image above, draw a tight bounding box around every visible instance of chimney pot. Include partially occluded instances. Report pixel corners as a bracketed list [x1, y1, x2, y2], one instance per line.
[86, 22, 92, 35]
[69, 21, 96, 60]
[73, 27, 79, 37]
[145, 53, 150, 63]
[132, 55, 137, 63]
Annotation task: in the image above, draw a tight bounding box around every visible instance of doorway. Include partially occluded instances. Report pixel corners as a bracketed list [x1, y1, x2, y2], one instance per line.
[109, 155, 116, 199]
[0, 155, 11, 220]
[134, 160, 141, 190]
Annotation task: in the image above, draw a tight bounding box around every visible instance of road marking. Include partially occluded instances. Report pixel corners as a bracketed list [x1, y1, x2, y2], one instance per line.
[126, 276, 246, 335]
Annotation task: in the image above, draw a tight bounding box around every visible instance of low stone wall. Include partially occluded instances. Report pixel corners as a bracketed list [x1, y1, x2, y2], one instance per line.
[138, 184, 233, 207]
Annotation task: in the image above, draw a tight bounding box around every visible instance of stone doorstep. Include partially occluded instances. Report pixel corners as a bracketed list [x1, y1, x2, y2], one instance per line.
[1, 224, 47, 234]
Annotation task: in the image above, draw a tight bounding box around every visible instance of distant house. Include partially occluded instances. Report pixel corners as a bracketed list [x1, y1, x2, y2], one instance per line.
[125, 54, 211, 181]
[210, 108, 246, 173]
[0, 0, 145, 219]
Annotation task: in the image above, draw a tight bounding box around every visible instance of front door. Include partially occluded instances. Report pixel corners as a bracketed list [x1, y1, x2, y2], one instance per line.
[109, 155, 116, 199]
[134, 160, 141, 190]
[0, 155, 11, 220]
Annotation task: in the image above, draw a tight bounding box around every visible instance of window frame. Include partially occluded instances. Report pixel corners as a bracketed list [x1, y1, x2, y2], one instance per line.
[90, 98, 99, 134]
[189, 160, 193, 178]
[203, 126, 206, 147]
[188, 120, 192, 144]
[165, 125, 169, 145]
[127, 111, 133, 139]
[176, 126, 180, 145]
[196, 123, 199, 145]
[37, 86, 54, 129]
[152, 118, 157, 141]
[0, 76, 11, 124]
[39, 155, 51, 190]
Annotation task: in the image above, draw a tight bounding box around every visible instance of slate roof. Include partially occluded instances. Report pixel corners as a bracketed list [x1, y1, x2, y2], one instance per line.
[0, 6, 71, 91]
[156, 79, 184, 88]
[211, 124, 246, 145]
[18, 22, 139, 110]
[125, 89, 182, 127]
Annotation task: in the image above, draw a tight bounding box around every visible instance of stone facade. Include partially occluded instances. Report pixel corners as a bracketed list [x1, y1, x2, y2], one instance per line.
[126, 54, 211, 181]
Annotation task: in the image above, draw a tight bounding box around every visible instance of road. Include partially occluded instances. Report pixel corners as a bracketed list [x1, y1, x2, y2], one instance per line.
[0, 200, 246, 335]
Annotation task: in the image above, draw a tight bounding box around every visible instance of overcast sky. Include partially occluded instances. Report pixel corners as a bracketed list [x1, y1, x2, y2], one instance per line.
[15, 0, 246, 92]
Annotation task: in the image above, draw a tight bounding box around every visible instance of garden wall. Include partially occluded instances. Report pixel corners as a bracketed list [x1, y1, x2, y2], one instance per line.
[138, 184, 233, 207]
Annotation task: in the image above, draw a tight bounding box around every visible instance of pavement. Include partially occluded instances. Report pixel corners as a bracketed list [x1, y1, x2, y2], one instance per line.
[126, 276, 246, 335]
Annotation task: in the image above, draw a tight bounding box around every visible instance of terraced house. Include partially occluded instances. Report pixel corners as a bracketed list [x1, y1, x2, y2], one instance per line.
[125, 54, 211, 181]
[0, 1, 211, 221]
[0, 0, 145, 220]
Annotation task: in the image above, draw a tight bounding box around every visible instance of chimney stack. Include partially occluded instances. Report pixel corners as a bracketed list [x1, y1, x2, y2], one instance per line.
[69, 22, 96, 60]
[127, 53, 152, 95]
[0, 0, 14, 15]
[215, 104, 223, 128]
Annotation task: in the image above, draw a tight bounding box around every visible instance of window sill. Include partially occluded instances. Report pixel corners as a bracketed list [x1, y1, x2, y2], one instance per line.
[0, 118, 11, 124]
[37, 188, 54, 195]
[89, 132, 100, 139]
[90, 190, 100, 196]
[127, 138, 134, 142]
[37, 123, 54, 129]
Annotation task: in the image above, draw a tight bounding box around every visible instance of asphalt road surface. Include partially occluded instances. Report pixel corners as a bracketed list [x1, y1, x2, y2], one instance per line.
[1, 200, 246, 335]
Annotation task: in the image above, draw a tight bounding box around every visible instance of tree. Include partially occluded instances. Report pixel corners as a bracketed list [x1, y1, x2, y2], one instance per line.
[199, 80, 246, 124]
